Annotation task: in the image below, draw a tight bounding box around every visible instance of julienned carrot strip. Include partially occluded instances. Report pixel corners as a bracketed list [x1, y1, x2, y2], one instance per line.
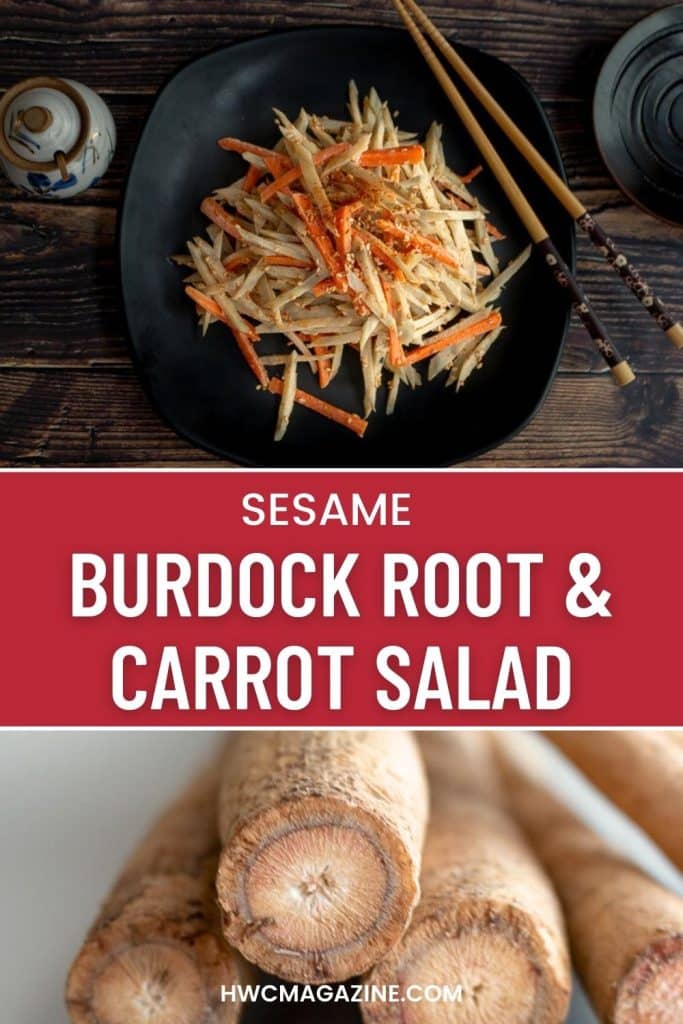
[402, 311, 502, 366]
[302, 333, 338, 372]
[262, 154, 293, 181]
[335, 201, 362, 261]
[217, 137, 292, 164]
[185, 286, 223, 319]
[486, 222, 506, 242]
[260, 143, 350, 203]
[290, 193, 346, 287]
[313, 278, 338, 297]
[184, 286, 267, 386]
[200, 197, 244, 241]
[460, 164, 483, 184]
[186, 281, 258, 344]
[261, 167, 299, 202]
[378, 220, 460, 272]
[243, 165, 264, 193]
[381, 279, 404, 368]
[336, 208, 352, 260]
[227, 329, 269, 387]
[359, 144, 424, 167]
[352, 227, 405, 281]
[268, 378, 367, 437]
[264, 255, 314, 269]
[223, 252, 252, 272]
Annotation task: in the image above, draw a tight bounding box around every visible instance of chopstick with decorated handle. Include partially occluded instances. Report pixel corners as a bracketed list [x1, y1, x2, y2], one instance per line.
[391, 0, 634, 385]
[393, 0, 683, 351]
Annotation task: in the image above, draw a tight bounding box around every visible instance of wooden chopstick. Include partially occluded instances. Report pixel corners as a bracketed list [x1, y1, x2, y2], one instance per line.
[396, 0, 683, 351]
[392, 0, 634, 386]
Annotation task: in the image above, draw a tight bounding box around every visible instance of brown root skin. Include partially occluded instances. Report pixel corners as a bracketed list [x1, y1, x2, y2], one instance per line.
[497, 736, 683, 1024]
[217, 731, 428, 983]
[68, 871, 250, 1024]
[361, 733, 571, 1024]
[66, 753, 251, 1024]
[615, 935, 683, 1024]
[90, 943, 207, 1024]
[545, 731, 683, 871]
[364, 895, 562, 1024]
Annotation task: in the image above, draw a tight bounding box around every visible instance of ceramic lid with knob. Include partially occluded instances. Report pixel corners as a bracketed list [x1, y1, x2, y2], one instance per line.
[0, 76, 90, 181]
[594, 4, 683, 225]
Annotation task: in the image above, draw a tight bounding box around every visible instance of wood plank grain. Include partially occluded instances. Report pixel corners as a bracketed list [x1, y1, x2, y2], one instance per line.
[1, 0, 680, 466]
[0, 202, 124, 360]
[0, 0, 662, 102]
[1, 369, 680, 467]
[0, 367, 218, 466]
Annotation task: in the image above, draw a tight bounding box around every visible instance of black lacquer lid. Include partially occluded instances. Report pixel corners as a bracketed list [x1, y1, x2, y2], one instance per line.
[594, 3, 683, 224]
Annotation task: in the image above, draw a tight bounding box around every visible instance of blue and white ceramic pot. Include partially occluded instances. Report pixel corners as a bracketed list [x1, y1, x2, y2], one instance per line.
[0, 76, 116, 199]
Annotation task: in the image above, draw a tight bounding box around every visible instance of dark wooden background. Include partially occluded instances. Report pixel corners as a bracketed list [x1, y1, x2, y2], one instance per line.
[1, 0, 681, 466]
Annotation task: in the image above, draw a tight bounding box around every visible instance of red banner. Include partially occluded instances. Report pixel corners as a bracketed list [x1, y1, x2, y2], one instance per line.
[0, 470, 679, 727]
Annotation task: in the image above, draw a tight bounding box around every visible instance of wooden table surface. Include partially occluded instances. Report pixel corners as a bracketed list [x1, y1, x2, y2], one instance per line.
[0, 0, 681, 467]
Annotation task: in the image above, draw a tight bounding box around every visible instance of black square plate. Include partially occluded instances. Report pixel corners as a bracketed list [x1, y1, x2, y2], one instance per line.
[119, 26, 574, 467]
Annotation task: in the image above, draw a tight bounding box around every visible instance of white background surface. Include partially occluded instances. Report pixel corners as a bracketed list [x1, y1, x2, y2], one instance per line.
[0, 731, 681, 1024]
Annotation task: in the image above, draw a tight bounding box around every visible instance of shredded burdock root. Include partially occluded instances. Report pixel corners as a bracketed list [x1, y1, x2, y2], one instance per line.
[174, 84, 531, 440]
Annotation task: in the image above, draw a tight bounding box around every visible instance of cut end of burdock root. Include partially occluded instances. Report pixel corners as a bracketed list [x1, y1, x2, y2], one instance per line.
[92, 943, 207, 1024]
[66, 874, 246, 1024]
[67, 934, 245, 1024]
[362, 902, 570, 1024]
[614, 934, 683, 1024]
[217, 797, 420, 983]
